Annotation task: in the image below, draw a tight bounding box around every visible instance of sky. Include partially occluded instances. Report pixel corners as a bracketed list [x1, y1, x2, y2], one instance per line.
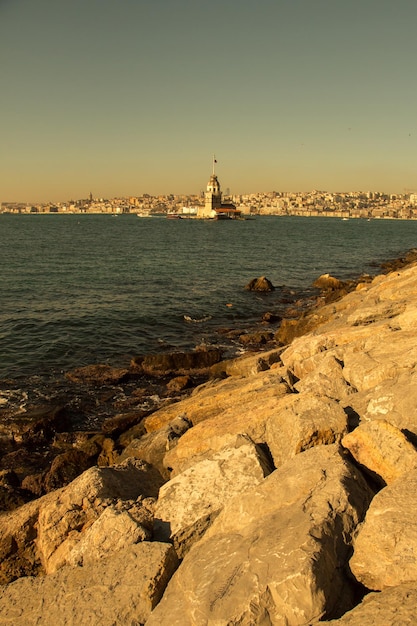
[1, 0, 417, 202]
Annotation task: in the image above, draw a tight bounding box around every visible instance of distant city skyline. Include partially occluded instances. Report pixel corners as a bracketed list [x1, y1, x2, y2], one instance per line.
[2, 0, 417, 203]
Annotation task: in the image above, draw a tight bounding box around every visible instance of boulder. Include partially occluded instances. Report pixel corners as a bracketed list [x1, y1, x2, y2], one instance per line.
[345, 369, 417, 437]
[342, 419, 417, 485]
[144, 367, 290, 435]
[209, 348, 283, 378]
[293, 353, 356, 401]
[350, 467, 417, 590]
[66, 501, 154, 567]
[65, 364, 129, 384]
[244, 276, 275, 291]
[161, 371, 290, 476]
[0, 543, 178, 626]
[101, 409, 149, 437]
[117, 415, 192, 479]
[0, 458, 164, 583]
[36, 459, 164, 574]
[313, 273, 344, 290]
[130, 348, 223, 376]
[0, 404, 69, 445]
[264, 392, 349, 468]
[146, 445, 373, 625]
[154, 437, 273, 557]
[322, 583, 417, 625]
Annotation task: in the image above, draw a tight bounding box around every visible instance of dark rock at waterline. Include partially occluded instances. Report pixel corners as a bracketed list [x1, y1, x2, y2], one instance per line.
[0, 405, 69, 446]
[238, 331, 275, 347]
[101, 410, 151, 438]
[166, 375, 193, 394]
[130, 349, 223, 376]
[245, 276, 275, 292]
[22, 449, 96, 497]
[312, 273, 345, 291]
[65, 364, 130, 385]
[261, 311, 282, 323]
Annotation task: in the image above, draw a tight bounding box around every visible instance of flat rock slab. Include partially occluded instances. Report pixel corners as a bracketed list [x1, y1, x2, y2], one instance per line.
[0, 542, 178, 626]
[350, 467, 417, 590]
[147, 445, 373, 626]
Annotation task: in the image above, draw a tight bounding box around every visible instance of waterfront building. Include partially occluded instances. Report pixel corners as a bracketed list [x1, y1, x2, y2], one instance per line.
[197, 158, 241, 219]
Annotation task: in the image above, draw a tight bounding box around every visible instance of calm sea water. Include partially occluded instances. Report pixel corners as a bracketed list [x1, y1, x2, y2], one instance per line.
[1, 213, 417, 380]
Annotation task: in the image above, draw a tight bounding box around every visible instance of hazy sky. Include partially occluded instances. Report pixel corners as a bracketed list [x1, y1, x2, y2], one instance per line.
[2, 0, 417, 202]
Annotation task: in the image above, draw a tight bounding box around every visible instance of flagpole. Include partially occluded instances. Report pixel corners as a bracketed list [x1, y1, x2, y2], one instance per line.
[212, 154, 216, 175]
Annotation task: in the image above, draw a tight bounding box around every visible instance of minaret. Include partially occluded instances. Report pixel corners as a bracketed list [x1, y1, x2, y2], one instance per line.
[202, 155, 222, 217]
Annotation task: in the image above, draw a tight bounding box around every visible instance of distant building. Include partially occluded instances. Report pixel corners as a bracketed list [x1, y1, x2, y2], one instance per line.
[197, 158, 241, 219]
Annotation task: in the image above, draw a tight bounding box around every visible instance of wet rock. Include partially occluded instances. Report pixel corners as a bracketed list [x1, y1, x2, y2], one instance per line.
[244, 275, 275, 291]
[101, 409, 149, 437]
[65, 364, 129, 384]
[166, 375, 193, 393]
[313, 273, 345, 290]
[238, 330, 274, 346]
[261, 311, 282, 323]
[131, 348, 223, 376]
[0, 404, 69, 445]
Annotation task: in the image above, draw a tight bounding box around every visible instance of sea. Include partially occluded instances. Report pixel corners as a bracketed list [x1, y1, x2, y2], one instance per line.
[1, 213, 417, 393]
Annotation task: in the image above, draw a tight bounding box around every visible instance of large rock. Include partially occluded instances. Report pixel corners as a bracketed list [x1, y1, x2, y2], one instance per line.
[0, 458, 164, 583]
[36, 459, 164, 574]
[131, 348, 223, 376]
[117, 415, 192, 479]
[0, 543, 178, 626]
[350, 468, 417, 590]
[154, 437, 273, 557]
[342, 419, 417, 485]
[146, 445, 373, 625]
[144, 366, 290, 435]
[162, 370, 290, 476]
[293, 353, 356, 401]
[65, 364, 129, 384]
[322, 582, 417, 625]
[245, 276, 275, 291]
[346, 369, 417, 437]
[264, 392, 348, 468]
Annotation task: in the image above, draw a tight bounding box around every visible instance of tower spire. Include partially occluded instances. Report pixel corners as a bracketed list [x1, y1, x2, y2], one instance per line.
[212, 154, 217, 175]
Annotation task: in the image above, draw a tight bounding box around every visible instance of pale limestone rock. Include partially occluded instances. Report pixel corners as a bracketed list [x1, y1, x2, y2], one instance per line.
[144, 367, 290, 433]
[117, 415, 192, 479]
[350, 468, 417, 590]
[36, 459, 163, 574]
[342, 419, 417, 485]
[346, 369, 417, 435]
[343, 345, 408, 392]
[0, 542, 178, 626]
[154, 437, 273, 556]
[67, 504, 153, 567]
[210, 348, 283, 378]
[264, 392, 348, 468]
[0, 490, 57, 584]
[293, 353, 355, 400]
[321, 583, 417, 625]
[146, 445, 373, 626]
[162, 374, 291, 476]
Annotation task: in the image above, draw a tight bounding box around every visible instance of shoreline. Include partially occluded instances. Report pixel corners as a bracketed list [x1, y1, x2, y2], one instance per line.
[1, 246, 417, 510]
[2, 245, 417, 620]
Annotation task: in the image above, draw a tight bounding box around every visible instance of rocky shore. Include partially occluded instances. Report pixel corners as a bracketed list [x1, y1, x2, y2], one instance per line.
[2, 250, 417, 624]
